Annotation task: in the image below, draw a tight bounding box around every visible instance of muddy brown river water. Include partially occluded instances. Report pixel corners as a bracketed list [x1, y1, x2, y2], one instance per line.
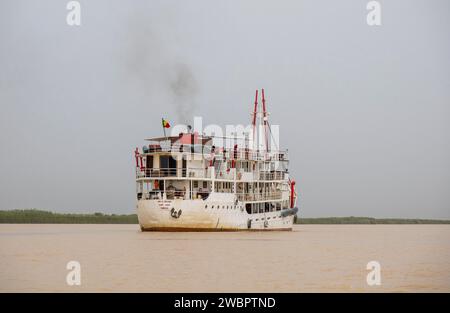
[0, 224, 449, 292]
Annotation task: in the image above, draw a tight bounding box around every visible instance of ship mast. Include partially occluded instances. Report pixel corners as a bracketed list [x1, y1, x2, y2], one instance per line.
[251, 90, 258, 149]
[251, 89, 270, 152]
[261, 89, 269, 153]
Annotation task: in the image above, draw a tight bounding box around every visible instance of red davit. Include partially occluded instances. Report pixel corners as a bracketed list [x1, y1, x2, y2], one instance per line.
[134, 148, 139, 168]
[290, 180, 296, 208]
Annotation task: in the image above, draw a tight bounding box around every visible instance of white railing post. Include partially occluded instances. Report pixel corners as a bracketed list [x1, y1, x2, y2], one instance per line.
[210, 166, 215, 192]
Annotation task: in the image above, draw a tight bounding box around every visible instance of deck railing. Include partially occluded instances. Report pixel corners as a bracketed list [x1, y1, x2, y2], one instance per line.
[236, 191, 283, 202]
[138, 168, 186, 178]
[136, 167, 286, 181]
[137, 190, 210, 200]
[141, 144, 289, 162]
[137, 190, 284, 202]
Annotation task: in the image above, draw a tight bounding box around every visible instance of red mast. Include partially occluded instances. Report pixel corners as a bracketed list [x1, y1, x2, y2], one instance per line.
[261, 88, 269, 152]
[252, 90, 258, 147]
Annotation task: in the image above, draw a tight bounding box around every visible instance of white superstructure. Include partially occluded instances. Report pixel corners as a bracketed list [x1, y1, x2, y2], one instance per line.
[135, 90, 298, 231]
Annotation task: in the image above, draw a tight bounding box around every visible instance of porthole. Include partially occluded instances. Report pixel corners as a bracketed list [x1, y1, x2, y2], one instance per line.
[212, 205, 214, 209]
[205, 205, 207, 209]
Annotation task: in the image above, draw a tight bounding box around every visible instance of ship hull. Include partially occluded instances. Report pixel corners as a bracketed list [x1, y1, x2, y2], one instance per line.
[137, 195, 295, 232]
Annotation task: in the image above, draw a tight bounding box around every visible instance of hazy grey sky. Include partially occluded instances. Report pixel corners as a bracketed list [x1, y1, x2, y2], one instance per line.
[1, 0, 449, 218]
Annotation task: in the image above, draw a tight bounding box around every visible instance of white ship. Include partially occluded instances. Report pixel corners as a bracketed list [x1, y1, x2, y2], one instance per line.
[135, 89, 298, 231]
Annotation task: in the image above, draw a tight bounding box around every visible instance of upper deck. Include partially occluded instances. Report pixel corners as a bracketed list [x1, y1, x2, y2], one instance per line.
[135, 132, 288, 181]
[141, 133, 289, 163]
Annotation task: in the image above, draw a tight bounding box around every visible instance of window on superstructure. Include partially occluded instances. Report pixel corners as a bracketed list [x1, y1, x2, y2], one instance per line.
[244, 161, 250, 172]
[259, 204, 264, 214]
[193, 181, 198, 188]
[146, 155, 153, 171]
[203, 181, 207, 189]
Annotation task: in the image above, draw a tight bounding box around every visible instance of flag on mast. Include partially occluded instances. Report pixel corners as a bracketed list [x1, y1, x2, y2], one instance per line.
[162, 118, 171, 128]
[161, 118, 170, 138]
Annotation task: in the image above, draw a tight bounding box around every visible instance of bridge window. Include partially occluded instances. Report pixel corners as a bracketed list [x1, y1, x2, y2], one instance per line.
[160, 155, 177, 176]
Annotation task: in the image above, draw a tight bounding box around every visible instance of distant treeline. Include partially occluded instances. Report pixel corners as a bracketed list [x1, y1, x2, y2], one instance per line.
[295, 216, 450, 224]
[0, 209, 138, 224]
[1, 210, 449, 224]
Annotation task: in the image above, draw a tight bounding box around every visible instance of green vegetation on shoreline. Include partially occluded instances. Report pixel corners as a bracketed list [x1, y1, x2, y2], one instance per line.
[0, 209, 449, 224]
[0, 209, 138, 224]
